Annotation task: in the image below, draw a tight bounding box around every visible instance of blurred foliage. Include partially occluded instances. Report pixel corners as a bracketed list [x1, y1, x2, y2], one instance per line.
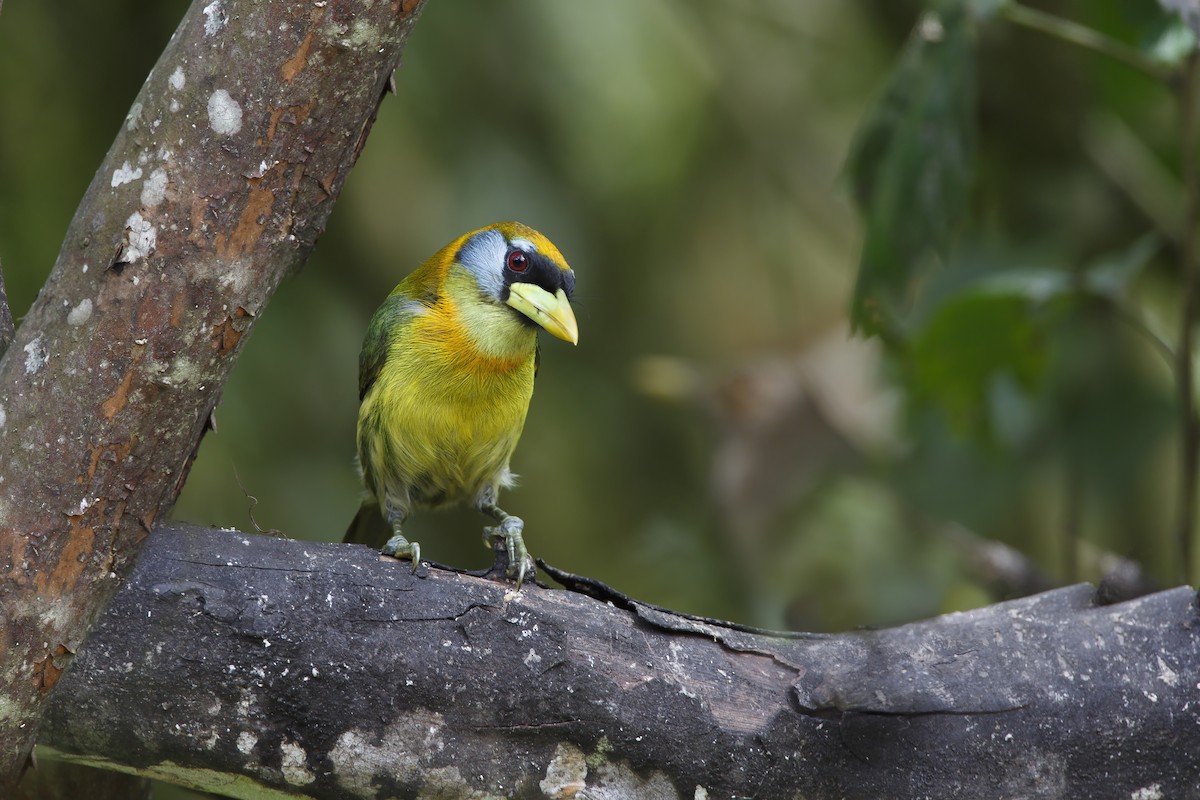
[847, 0, 1192, 597]
[2, 0, 1198, 658]
[847, 2, 977, 332]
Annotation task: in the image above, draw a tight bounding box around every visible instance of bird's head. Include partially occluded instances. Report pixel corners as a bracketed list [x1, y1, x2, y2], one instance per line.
[450, 222, 579, 347]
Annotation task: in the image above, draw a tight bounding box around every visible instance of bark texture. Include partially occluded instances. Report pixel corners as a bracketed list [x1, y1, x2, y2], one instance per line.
[0, 0, 426, 788]
[39, 524, 1200, 800]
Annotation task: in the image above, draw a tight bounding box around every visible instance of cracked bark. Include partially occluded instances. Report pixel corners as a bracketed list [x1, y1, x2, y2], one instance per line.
[0, 0, 427, 790]
[36, 524, 1200, 800]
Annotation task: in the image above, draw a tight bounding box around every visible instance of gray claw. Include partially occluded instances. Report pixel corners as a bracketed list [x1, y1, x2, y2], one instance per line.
[484, 516, 534, 589]
[381, 534, 421, 574]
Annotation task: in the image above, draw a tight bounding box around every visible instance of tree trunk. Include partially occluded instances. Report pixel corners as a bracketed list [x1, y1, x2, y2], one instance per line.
[38, 523, 1200, 800]
[0, 0, 427, 790]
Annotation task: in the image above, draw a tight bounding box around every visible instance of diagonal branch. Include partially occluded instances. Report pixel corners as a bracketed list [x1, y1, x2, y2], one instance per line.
[38, 524, 1200, 799]
[0, 0, 427, 789]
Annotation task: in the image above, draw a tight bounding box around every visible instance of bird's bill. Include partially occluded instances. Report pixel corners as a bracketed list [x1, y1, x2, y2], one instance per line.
[507, 284, 579, 345]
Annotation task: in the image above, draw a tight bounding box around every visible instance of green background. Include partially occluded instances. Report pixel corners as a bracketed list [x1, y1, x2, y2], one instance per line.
[0, 0, 1186, 640]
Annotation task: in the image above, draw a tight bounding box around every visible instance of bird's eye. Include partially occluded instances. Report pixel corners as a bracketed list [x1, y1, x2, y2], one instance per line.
[507, 251, 529, 273]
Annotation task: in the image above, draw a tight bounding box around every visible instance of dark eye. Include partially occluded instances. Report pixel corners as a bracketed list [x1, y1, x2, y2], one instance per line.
[507, 251, 529, 273]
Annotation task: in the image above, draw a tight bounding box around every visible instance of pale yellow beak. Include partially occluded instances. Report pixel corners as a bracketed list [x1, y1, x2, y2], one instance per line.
[507, 284, 579, 345]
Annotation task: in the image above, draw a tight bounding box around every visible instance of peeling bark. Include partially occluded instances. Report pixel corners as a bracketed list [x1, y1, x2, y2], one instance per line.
[0, 0, 427, 789]
[39, 524, 1200, 799]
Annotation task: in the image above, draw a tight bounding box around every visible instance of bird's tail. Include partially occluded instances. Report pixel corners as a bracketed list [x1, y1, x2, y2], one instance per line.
[343, 499, 391, 548]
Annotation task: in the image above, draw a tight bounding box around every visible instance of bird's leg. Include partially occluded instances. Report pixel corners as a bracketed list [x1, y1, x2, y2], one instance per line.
[477, 488, 534, 588]
[380, 507, 420, 574]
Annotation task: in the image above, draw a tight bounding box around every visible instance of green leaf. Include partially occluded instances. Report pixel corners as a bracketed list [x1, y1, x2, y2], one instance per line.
[906, 292, 1047, 442]
[936, 235, 1158, 306]
[1146, 18, 1198, 64]
[1158, 0, 1200, 39]
[847, 7, 978, 333]
[1119, 0, 1199, 63]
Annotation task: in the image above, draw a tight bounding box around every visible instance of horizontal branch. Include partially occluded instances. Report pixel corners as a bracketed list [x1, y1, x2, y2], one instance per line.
[40, 525, 1200, 799]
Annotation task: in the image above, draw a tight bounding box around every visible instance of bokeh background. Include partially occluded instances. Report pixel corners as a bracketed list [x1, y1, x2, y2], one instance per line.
[1, 0, 1191, 649]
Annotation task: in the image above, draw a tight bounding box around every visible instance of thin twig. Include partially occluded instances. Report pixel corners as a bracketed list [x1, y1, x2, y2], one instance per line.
[1000, 2, 1175, 82]
[1179, 53, 1200, 584]
[1063, 462, 1081, 584]
[233, 467, 284, 538]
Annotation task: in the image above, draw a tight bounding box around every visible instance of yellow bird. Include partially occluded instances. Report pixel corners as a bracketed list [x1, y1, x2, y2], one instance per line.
[345, 222, 578, 587]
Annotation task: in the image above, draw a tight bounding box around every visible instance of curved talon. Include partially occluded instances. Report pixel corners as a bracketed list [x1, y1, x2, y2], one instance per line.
[381, 534, 421, 574]
[484, 516, 534, 589]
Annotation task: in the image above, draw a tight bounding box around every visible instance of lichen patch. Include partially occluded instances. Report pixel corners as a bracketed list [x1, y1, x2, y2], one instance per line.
[125, 102, 143, 132]
[67, 299, 94, 326]
[120, 212, 158, 263]
[587, 760, 680, 800]
[112, 161, 144, 188]
[236, 731, 257, 755]
[329, 709, 446, 792]
[23, 336, 47, 374]
[540, 742, 587, 798]
[207, 89, 242, 135]
[202, 1, 226, 36]
[141, 168, 169, 208]
[279, 740, 315, 786]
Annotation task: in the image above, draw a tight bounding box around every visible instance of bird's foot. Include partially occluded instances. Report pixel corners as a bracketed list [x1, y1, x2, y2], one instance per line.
[381, 533, 421, 574]
[483, 516, 535, 589]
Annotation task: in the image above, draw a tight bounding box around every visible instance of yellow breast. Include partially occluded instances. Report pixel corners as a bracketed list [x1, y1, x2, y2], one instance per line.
[357, 292, 538, 509]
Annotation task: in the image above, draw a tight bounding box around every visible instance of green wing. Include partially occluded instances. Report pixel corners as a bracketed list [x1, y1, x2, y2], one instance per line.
[359, 295, 421, 401]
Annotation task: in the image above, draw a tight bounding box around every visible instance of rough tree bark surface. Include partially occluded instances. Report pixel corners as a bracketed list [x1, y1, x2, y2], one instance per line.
[0, 0, 426, 788]
[37, 524, 1200, 800]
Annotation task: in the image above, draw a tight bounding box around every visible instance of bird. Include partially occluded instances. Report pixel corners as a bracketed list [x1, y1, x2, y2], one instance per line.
[344, 222, 578, 588]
